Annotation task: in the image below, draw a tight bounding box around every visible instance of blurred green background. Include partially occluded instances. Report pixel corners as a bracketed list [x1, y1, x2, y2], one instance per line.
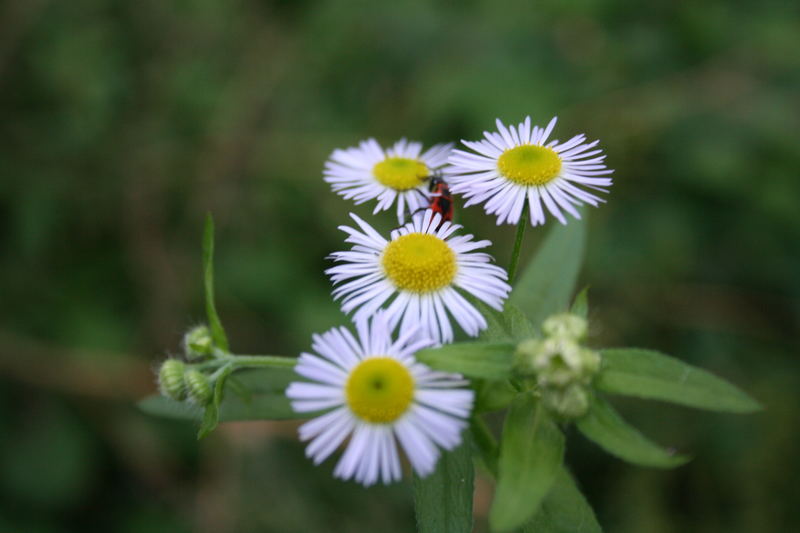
[1, 0, 798, 531]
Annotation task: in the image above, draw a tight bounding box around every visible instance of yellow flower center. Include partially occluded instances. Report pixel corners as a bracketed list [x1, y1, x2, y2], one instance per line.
[381, 233, 457, 293]
[346, 357, 414, 423]
[497, 145, 562, 186]
[373, 157, 429, 191]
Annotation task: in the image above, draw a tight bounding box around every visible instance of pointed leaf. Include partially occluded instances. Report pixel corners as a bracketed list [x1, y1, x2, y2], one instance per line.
[504, 303, 538, 341]
[474, 299, 510, 342]
[474, 299, 537, 342]
[510, 216, 586, 328]
[139, 392, 302, 423]
[138, 395, 205, 420]
[475, 379, 517, 414]
[490, 393, 565, 531]
[523, 468, 602, 533]
[197, 363, 234, 439]
[233, 365, 297, 393]
[203, 214, 229, 351]
[199, 402, 219, 439]
[415, 342, 515, 379]
[596, 348, 761, 413]
[139, 367, 305, 424]
[413, 435, 475, 533]
[576, 395, 689, 468]
[225, 376, 253, 402]
[570, 287, 590, 318]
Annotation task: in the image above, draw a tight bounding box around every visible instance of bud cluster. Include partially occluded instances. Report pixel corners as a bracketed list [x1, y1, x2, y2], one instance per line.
[158, 358, 213, 405]
[156, 325, 218, 406]
[515, 313, 601, 419]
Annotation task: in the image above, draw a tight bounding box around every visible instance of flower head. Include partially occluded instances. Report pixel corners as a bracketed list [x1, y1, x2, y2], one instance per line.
[285, 312, 474, 486]
[447, 116, 613, 226]
[326, 209, 511, 344]
[324, 139, 452, 223]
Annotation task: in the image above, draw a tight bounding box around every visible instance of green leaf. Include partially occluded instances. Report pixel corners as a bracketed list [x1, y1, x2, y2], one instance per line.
[596, 348, 761, 413]
[570, 287, 590, 318]
[413, 434, 475, 533]
[139, 395, 205, 420]
[415, 342, 515, 380]
[523, 468, 602, 533]
[138, 367, 305, 424]
[475, 379, 517, 414]
[470, 417, 499, 477]
[510, 215, 586, 328]
[225, 375, 253, 402]
[199, 403, 219, 439]
[473, 299, 537, 343]
[576, 395, 690, 468]
[139, 392, 302, 423]
[203, 214, 229, 351]
[490, 393, 565, 532]
[232, 365, 297, 393]
[197, 364, 234, 439]
[474, 299, 509, 342]
[504, 303, 538, 341]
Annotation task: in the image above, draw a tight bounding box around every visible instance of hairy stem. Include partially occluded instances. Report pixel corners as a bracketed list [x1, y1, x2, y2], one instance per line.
[229, 355, 297, 368]
[194, 353, 296, 371]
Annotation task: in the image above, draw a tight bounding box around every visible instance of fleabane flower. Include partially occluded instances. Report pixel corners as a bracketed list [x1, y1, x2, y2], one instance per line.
[285, 312, 474, 486]
[324, 138, 452, 223]
[326, 209, 511, 344]
[447, 116, 613, 226]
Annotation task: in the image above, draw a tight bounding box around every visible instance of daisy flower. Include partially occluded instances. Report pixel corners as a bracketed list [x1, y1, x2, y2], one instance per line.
[285, 312, 474, 486]
[326, 209, 511, 344]
[446, 116, 613, 226]
[324, 138, 453, 223]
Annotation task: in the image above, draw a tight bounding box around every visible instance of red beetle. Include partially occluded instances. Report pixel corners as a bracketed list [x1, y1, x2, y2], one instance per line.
[406, 173, 453, 228]
[426, 175, 454, 225]
[409, 172, 453, 229]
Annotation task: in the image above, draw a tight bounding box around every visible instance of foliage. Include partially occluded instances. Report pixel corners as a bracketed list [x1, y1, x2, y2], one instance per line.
[140, 213, 757, 532]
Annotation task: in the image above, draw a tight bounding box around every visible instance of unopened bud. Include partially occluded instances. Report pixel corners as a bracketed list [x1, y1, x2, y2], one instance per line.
[578, 347, 601, 379]
[542, 383, 590, 419]
[514, 338, 544, 375]
[516, 335, 602, 387]
[542, 313, 588, 340]
[158, 359, 186, 400]
[183, 325, 213, 359]
[533, 337, 584, 387]
[184, 369, 212, 406]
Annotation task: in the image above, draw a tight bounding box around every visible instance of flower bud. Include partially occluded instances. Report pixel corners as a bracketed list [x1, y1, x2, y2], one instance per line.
[514, 338, 544, 375]
[533, 337, 584, 387]
[184, 369, 212, 406]
[183, 325, 213, 359]
[542, 383, 590, 419]
[158, 359, 186, 400]
[541, 313, 587, 340]
[578, 347, 601, 379]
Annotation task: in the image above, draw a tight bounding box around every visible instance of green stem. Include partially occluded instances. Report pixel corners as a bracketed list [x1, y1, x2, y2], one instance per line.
[229, 355, 297, 369]
[209, 361, 233, 381]
[507, 204, 529, 283]
[194, 353, 296, 371]
[470, 416, 499, 478]
[193, 359, 226, 371]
